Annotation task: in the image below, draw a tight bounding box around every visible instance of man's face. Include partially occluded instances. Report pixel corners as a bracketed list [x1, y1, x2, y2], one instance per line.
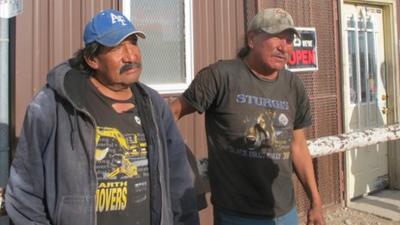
[87, 35, 142, 89]
[248, 30, 294, 71]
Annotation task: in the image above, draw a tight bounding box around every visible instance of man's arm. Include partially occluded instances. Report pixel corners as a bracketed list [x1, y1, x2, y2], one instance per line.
[291, 128, 325, 225]
[170, 96, 196, 120]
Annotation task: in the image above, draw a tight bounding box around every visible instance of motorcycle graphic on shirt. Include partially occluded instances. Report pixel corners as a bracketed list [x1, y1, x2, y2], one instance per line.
[243, 109, 292, 160]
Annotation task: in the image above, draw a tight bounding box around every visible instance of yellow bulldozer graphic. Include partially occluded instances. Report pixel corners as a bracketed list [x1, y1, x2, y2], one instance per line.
[106, 154, 137, 178]
[94, 127, 147, 179]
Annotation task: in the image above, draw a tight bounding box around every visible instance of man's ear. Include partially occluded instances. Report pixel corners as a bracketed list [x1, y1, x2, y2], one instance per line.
[84, 55, 99, 70]
[247, 31, 256, 49]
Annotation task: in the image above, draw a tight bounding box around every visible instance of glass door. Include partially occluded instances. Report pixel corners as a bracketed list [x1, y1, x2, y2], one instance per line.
[342, 4, 389, 200]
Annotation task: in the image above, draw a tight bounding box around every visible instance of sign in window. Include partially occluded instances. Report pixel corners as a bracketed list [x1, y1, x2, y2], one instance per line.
[287, 27, 318, 72]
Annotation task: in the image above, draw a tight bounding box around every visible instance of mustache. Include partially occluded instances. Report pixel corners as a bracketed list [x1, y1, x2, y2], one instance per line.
[119, 62, 142, 74]
[271, 51, 289, 59]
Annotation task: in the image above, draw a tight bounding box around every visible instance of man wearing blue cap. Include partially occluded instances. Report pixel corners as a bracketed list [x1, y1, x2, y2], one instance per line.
[5, 9, 199, 225]
[171, 8, 325, 225]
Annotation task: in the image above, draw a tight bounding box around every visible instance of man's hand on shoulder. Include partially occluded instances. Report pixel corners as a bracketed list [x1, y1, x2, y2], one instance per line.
[169, 96, 196, 120]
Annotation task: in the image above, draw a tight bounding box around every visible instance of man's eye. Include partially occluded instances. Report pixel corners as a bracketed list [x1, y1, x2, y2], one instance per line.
[130, 39, 137, 45]
[129, 36, 138, 45]
[287, 36, 294, 43]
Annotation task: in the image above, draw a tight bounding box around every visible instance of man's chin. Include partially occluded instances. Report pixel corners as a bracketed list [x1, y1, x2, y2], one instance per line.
[122, 78, 140, 86]
[120, 73, 140, 83]
[268, 64, 285, 71]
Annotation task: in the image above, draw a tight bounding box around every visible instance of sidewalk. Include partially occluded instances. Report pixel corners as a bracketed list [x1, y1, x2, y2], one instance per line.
[324, 189, 400, 225]
[325, 206, 398, 225]
[348, 189, 400, 221]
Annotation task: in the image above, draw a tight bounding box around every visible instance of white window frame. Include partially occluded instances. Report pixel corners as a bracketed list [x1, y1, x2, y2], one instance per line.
[0, 18, 9, 126]
[122, 0, 194, 94]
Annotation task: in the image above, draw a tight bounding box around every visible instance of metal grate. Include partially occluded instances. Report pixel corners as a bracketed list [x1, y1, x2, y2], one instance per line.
[128, 0, 186, 85]
[302, 0, 341, 214]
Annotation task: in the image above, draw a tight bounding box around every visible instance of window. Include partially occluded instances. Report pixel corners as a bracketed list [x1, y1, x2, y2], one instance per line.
[345, 11, 378, 105]
[0, 18, 9, 127]
[0, 17, 10, 181]
[123, 0, 193, 94]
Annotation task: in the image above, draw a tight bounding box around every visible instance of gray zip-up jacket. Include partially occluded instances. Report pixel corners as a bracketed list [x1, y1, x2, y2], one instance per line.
[5, 62, 199, 225]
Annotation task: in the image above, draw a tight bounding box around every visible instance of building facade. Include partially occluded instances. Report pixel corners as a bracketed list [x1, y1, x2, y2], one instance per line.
[0, 0, 399, 224]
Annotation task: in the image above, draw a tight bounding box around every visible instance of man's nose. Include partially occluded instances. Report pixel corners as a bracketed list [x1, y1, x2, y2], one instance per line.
[277, 38, 291, 51]
[122, 45, 139, 62]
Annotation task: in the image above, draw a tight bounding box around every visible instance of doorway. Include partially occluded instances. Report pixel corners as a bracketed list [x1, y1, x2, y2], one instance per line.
[341, 3, 389, 200]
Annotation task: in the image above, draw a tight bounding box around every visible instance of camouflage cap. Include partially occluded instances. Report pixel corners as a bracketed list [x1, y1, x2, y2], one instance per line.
[248, 8, 299, 37]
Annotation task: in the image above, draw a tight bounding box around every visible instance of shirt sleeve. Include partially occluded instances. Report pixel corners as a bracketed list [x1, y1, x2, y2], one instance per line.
[293, 77, 312, 130]
[182, 65, 220, 113]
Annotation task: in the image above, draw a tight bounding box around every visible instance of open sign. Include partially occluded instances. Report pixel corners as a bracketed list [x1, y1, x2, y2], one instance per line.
[287, 27, 318, 72]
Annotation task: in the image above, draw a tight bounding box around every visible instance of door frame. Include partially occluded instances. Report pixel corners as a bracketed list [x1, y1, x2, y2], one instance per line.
[338, 0, 399, 203]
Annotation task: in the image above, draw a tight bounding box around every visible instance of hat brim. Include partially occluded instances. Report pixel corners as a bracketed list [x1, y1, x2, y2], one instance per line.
[97, 28, 146, 47]
[261, 26, 300, 38]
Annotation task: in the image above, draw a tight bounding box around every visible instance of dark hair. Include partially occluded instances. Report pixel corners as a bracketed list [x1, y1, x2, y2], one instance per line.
[237, 31, 252, 59]
[69, 42, 103, 74]
[237, 45, 251, 59]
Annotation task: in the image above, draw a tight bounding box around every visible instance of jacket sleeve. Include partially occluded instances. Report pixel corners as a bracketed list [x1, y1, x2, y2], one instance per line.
[5, 89, 54, 225]
[160, 99, 200, 225]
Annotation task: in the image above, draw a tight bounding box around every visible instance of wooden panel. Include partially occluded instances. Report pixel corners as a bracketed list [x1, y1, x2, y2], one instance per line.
[183, 0, 246, 159]
[15, 0, 43, 135]
[214, 0, 245, 58]
[15, 0, 119, 134]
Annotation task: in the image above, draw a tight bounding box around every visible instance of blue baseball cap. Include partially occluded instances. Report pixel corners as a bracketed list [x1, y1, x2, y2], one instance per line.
[83, 9, 145, 47]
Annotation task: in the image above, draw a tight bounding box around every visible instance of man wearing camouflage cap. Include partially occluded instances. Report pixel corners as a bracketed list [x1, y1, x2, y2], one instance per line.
[171, 8, 325, 225]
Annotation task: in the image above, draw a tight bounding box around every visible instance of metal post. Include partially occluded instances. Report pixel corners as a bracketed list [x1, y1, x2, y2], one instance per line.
[0, 17, 10, 225]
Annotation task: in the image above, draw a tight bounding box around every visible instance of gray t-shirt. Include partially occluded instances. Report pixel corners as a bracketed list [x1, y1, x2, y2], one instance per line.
[183, 59, 311, 217]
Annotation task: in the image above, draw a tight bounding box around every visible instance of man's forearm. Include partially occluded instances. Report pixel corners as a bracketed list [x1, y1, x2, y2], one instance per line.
[292, 149, 322, 206]
[291, 129, 322, 206]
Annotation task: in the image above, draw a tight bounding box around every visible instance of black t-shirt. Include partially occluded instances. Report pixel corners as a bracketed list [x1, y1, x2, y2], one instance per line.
[183, 59, 311, 217]
[83, 78, 150, 225]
